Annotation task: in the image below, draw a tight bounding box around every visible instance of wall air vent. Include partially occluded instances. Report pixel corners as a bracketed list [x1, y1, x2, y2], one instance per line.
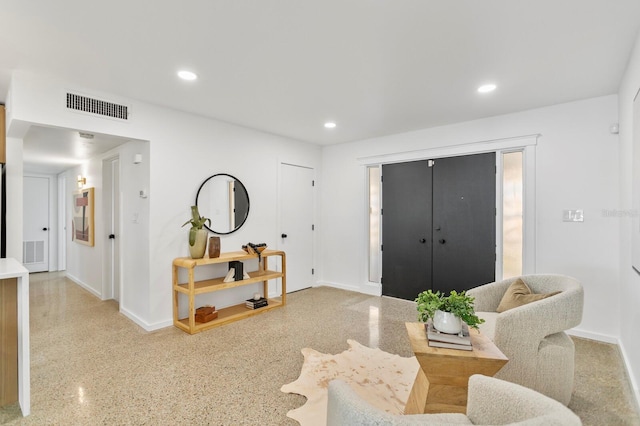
[23, 240, 44, 264]
[66, 92, 129, 120]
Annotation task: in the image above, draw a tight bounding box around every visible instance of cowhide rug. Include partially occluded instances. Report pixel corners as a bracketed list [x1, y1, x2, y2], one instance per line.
[280, 340, 419, 426]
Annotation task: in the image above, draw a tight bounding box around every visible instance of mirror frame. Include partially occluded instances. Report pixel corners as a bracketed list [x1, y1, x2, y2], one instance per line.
[195, 173, 250, 235]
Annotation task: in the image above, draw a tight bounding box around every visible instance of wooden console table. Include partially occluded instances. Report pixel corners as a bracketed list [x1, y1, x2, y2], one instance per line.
[404, 322, 507, 414]
[172, 250, 286, 334]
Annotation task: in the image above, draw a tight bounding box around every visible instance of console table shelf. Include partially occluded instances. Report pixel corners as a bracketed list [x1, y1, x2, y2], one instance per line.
[172, 249, 286, 334]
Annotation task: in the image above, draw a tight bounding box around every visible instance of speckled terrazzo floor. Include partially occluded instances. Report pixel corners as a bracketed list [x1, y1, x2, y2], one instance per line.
[1, 272, 638, 425]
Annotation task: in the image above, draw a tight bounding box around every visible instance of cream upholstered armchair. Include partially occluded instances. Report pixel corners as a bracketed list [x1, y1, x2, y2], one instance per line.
[466, 274, 584, 405]
[326, 374, 582, 425]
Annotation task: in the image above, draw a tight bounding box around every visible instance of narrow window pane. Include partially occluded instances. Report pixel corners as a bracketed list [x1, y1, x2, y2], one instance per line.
[369, 167, 381, 282]
[503, 152, 523, 278]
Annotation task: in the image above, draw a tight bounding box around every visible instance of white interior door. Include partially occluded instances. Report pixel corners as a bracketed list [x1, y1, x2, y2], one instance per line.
[279, 163, 314, 293]
[23, 176, 49, 273]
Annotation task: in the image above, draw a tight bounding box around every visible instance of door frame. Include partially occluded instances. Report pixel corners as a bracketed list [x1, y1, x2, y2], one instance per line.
[360, 134, 538, 291]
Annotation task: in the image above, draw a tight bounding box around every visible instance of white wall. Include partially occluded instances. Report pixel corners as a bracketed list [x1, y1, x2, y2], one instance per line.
[320, 95, 621, 341]
[6, 71, 321, 329]
[617, 28, 640, 399]
[5, 137, 23, 259]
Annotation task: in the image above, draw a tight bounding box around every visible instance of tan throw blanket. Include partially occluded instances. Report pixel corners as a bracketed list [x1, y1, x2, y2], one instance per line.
[280, 340, 419, 425]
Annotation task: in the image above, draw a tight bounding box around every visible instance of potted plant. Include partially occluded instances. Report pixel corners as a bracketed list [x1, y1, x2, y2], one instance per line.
[415, 289, 484, 333]
[182, 205, 210, 259]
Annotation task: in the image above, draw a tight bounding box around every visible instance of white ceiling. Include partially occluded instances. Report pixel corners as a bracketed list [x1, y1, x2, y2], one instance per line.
[22, 126, 130, 175]
[2, 1, 640, 168]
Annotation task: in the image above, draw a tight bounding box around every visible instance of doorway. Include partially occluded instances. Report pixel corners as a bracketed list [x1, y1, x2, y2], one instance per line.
[381, 153, 496, 300]
[279, 163, 314, 293]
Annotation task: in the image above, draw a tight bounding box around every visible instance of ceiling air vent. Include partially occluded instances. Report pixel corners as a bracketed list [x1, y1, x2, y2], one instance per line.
[66, 92, 129, 120]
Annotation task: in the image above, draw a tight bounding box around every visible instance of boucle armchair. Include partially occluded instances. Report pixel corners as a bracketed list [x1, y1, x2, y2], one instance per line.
[326, 375, 582, 425]
[466, 274, 583, 405]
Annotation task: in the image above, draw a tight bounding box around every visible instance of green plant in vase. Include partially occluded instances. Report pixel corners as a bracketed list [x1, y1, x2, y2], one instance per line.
[415, 289, 484, 333]
[182, 205, 210, 258]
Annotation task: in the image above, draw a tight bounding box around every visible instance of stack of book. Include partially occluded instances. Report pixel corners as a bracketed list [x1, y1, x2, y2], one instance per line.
[245, 297, 268, 310]
[425, 321, 472, 351]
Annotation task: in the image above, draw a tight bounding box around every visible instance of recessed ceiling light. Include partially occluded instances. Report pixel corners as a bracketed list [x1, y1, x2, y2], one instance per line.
[177, 70, 198, 81]
[477, 84, 497, 93]
[324, 122, 336, 129]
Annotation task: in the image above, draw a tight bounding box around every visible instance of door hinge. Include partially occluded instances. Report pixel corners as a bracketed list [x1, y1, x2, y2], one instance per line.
[381, 208, 383, 215]
[380, 244, 383, 251]
[381, 175, 383, 182]
[381, 276, 383, 284]
[312, 180, 315, 186]
[312, 224, 315, 231]
[312, 268, 315, 275]
[428, 159, 435, 167]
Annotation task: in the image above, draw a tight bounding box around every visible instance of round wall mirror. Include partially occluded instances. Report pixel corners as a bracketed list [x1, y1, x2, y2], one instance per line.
[195, 173, 250, 235]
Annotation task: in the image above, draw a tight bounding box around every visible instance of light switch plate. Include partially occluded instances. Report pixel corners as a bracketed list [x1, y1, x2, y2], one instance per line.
[563, 209, 584, 222]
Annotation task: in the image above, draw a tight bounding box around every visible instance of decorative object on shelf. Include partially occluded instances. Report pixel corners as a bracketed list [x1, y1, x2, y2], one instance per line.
[195, 306, 218, 323]
[246, 297, 268, 309]
[72, 187, 95, 247]
[229, 261, 244, 281]
[415, 289, 484, 334]
[208, 236, 221, 258]
[223, 269, 235, 282]
[182, 205, 210, 259]
[253, 292, 261, 300]
[242, 242, 267, 262]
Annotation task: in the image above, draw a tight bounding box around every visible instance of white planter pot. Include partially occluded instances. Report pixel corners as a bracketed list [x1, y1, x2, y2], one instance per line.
[433, 310, 463, 334]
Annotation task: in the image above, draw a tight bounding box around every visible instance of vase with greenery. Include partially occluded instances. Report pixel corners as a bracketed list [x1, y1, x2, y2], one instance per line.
[182, 205, 210, 259]
[415, 289, 484, 333]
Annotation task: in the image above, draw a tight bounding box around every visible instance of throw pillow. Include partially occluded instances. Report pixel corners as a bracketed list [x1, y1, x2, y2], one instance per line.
[496, 278, 561, 313]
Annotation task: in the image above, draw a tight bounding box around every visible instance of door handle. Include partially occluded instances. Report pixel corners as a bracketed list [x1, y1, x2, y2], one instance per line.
[42, 227, 48, 231]
[281, 233, 288, 238]
[109, 234, 115, 239]
[439, 239, 446, 244]
[419, 238, 426, 243]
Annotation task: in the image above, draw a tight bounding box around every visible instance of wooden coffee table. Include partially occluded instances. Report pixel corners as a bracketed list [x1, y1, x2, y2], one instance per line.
[404, 322, 508, 414]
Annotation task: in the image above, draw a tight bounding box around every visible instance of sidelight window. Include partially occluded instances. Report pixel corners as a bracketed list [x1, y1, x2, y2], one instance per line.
[368, 166, 382, 283]
[501, 151, 523, 278]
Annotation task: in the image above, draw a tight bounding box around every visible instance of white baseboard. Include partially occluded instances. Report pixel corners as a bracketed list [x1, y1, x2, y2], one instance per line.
[567, 327, 619, 344]
[618, 339, 640, 411]
[65, 273, 101, 298]
[119, 306, 172, 332]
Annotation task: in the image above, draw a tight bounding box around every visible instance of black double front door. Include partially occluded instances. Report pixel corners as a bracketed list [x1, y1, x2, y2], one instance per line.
[381, 153, 496, 300]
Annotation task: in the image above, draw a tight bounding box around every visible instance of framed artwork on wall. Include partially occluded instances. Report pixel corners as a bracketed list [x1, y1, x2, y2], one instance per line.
[72, 187, 94, 247]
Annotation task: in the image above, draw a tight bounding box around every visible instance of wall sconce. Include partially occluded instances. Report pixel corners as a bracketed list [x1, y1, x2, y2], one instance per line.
[77, 175, 86, 188]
